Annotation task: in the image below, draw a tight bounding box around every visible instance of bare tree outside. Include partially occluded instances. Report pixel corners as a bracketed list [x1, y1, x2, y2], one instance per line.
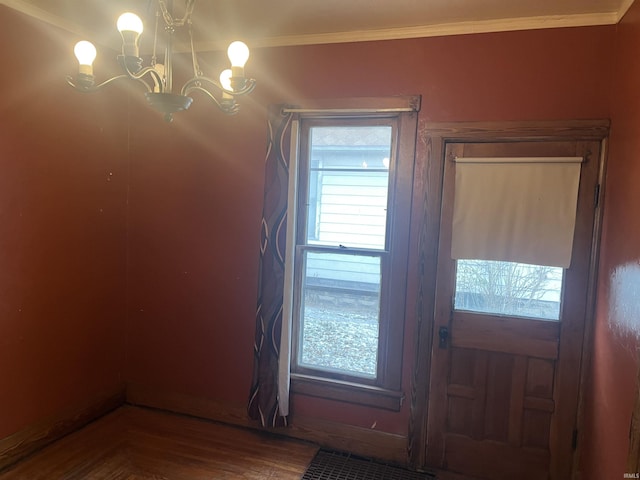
[454, 260, 563, 320]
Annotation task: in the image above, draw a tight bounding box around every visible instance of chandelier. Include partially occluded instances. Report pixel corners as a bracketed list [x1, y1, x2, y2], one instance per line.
[66, 0, 256, 122]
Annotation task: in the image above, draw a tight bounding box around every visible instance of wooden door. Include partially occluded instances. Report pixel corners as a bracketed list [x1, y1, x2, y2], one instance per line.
[425, 139, 602, 480]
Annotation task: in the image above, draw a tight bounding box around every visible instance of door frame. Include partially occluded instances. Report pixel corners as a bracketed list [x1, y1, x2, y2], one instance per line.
[407, 120, 609, 477]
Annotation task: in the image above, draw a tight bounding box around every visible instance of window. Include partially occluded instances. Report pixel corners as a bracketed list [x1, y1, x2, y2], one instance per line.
[288, 100, 418, 410]
[297, 123, 390, 379]
[454, 259, 564, 320]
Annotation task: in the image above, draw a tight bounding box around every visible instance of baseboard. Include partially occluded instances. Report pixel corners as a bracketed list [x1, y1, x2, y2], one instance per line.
[126, 382, 408, 464]
[285, 414, 408, 464]
[0, 386, 126, 472]
[126, 382, 253, 428]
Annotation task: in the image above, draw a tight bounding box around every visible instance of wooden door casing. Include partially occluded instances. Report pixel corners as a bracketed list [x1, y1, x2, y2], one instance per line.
[424, 135, 604, 480]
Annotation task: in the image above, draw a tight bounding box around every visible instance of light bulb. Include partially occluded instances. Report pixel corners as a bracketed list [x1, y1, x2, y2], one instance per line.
[219, 69, 233, 91]
[117, 12, 143, 58]
[74, 41, 96, 66]
[117, 12, 144, 35]
[74, 40, 97, 75]
[227, 41, 250, 78]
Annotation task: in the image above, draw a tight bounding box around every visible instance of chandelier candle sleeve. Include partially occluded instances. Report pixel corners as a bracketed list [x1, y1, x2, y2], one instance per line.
[219, 69, 233, 99]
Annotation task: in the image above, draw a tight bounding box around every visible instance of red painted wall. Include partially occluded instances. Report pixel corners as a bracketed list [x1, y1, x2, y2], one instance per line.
[0, 7, 128, 439]
[579, 2, 640, 478]
[124, 26, 615, 435]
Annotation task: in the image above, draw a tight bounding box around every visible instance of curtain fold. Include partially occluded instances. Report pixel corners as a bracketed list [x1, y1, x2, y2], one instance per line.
[248, 105, 293, 428]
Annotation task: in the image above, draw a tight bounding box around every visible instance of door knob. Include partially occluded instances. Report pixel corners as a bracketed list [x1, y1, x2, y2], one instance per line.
[438, 326, 449, 349]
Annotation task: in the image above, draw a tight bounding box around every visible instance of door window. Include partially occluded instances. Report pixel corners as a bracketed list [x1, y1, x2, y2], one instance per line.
[454, 260, 563, 321]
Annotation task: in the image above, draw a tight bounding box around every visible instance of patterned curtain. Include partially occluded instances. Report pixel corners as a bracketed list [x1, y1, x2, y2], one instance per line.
[248, 105, 294, 428]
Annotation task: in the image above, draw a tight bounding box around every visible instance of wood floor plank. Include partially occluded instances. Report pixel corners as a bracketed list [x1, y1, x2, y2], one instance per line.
[0, 407, 318, 479]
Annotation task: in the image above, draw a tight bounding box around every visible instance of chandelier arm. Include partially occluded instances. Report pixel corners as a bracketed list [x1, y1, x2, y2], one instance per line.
[180, 76, 256, 97]
[66, 74, 137, 92]
[231, 78, 257, 96]
[131, 76, 154, 93]
[182, 85, 240, 114]
[180, 76, 223, 96]
[121, 65, 164, 93]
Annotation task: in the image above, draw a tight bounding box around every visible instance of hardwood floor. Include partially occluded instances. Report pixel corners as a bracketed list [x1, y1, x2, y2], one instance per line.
[0, 405, 486, 479]
[0, 406, 319, 479]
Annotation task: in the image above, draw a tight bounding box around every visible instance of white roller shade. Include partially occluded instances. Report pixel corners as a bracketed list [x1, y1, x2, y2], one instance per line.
[451, 157, 582, 268]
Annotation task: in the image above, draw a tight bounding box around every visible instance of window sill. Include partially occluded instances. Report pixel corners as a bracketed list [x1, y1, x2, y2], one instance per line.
[290, 374, 404, 411]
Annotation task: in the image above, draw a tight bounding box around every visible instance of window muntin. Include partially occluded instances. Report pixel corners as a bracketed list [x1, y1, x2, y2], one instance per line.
[294, 120, 395, 383]
[454, 259, 564, 321]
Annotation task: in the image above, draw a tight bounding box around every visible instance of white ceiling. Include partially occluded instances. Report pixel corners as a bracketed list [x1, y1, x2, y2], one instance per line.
[1, 0, 635, 50]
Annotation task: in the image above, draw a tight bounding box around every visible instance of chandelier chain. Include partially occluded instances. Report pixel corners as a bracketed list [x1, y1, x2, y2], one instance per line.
[158, 0, 196, 28]
[151, 9, 160, 66]
[189, 22, 204, 79]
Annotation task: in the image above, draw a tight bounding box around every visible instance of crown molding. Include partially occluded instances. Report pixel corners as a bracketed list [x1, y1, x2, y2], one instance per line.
[185, 12, 621, 51]
[617, 0, 637, 21]
[1, 0, 624, 52]
[260, 12, 620, 48]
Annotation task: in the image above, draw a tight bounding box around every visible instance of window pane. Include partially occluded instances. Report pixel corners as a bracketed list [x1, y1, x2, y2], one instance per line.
[298, 251, 381, 378]
[307, 126, 392, 249]
[454, 260, 563, 320]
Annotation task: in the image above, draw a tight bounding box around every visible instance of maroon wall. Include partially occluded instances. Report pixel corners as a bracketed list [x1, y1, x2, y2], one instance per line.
[0, 7, 128, 438]
[124, 26, 615, 434]
[579, 3, 640, 479]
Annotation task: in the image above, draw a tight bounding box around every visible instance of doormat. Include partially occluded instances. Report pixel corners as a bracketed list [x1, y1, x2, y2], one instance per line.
[302, 450, 436, 480]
